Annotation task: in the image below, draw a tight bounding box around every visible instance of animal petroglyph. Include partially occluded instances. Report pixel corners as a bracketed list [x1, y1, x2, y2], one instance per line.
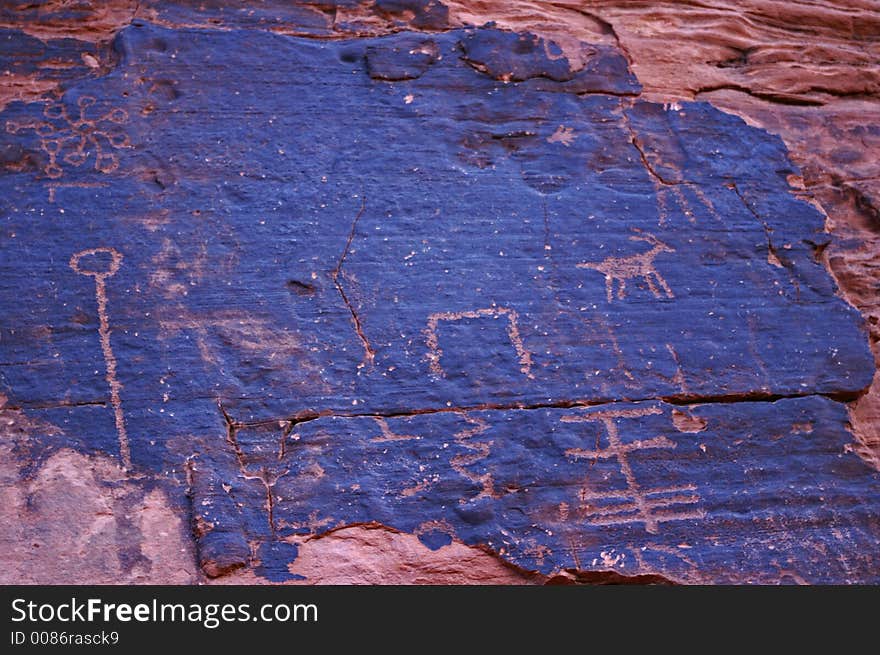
[7, 96, 129, 179]
[69, 247, 130, 469]
[562, 407, 703, 533]
[577, 230, 675, 302]
[426, 307, 533, 378]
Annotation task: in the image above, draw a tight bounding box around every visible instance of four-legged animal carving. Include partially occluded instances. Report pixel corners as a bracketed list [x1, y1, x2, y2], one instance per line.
[577, 230, 675, 302]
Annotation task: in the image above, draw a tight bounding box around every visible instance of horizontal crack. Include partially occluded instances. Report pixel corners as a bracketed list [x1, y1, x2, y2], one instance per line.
[575, 89, 640, 98]
[460, 57, 639, 98]
[1, 399, 107, 411]
[221, 389, 855, 430]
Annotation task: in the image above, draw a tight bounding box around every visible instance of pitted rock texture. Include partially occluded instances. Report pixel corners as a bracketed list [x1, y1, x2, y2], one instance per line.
[1, 1, 879, 584]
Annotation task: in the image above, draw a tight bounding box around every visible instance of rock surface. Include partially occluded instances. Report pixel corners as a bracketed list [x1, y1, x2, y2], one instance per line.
[1, 1, 878, 584]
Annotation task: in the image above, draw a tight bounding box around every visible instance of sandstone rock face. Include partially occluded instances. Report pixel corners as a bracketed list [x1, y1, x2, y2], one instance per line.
[1, 1, 878, 584]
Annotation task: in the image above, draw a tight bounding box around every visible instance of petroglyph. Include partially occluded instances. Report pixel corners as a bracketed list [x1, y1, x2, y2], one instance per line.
[47, 181, 108, 203]
[666, 343, 689, 395]
[69, 247, 130, 469]
[562, 407, 703, 533]
[399, 477, 437, 498]
[426, 307, 534, 378]
[691, 186, 722, 223]
[578, 230, 675, 303]
[149, 237, 206, 299]
[655, 185, 671, 226]
[547, 125, 575, 146]
[280, 510, 334, 535]
[158, 310, 304, 368]
[669, 185, 695, 224]
[7, 96, 129, 179]
[645, 177, 697, 227]
[450, 414, 497, 503]
[660, 184, 720, 226]
[603, 319, 636, 386]
[370, 418, 420, 443]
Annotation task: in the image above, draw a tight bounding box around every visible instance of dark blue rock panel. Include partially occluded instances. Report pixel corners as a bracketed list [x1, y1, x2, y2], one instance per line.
[0, 17, 876, 582]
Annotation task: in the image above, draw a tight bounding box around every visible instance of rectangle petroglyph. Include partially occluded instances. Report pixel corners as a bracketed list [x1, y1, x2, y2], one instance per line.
[425, 307, 534, 379]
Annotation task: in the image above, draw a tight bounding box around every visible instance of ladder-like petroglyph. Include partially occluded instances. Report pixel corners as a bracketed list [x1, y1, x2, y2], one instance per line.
[577, 230, 675, 302]
[562, 407, 703, 534]
[69, 247, 131, 469]
[425, 306, 534, 378]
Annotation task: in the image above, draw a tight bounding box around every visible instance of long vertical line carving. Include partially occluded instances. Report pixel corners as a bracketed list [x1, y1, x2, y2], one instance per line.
[70, 247, 131, 469]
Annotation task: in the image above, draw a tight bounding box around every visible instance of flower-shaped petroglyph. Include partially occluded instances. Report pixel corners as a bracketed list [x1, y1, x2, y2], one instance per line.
[6, 96, 129, 179]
